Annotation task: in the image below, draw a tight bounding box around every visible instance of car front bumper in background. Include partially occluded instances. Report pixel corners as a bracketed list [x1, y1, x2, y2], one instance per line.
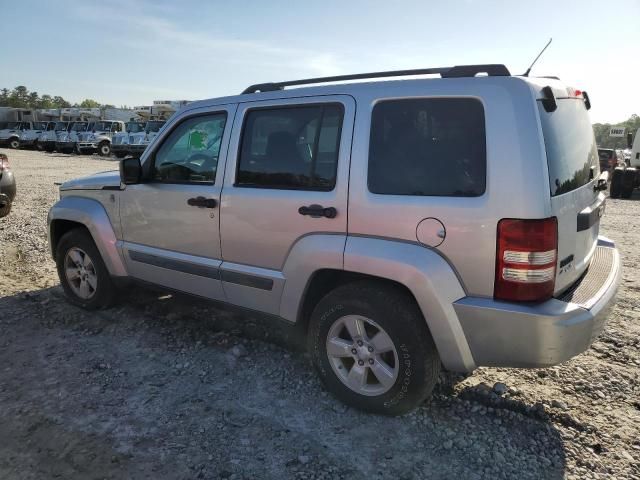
[455, 236, 621, 369]
[77, 142, 98, 150]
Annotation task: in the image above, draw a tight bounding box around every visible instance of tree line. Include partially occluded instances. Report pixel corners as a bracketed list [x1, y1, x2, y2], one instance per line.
[0, 85, 113, 110]
[593, 114, 639, 149]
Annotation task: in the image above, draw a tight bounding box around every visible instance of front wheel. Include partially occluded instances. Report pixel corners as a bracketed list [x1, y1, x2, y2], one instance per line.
[56, 228, 117, 309]
[98, 142, 111, 157]
[308, 281, 441, 415]
[8, 138, 19, 149]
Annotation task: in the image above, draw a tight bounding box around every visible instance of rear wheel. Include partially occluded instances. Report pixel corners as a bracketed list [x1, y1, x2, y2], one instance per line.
[8, 138, 19, 149]
[114, 151, 127, 159]
[98, 141, 111, 157]
[621, 169, 636, 199]
[56, 228, 116, 309]
[308, 281, 441, 415]
[610, 169, 623, 198]
[0, 202, 11, 218]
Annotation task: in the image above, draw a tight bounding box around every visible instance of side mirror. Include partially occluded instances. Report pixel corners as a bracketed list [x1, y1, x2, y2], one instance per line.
[120, 157, 142, 185]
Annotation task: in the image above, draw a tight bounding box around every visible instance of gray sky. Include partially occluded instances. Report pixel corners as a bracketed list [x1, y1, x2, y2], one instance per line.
[0, 0, 637, 123]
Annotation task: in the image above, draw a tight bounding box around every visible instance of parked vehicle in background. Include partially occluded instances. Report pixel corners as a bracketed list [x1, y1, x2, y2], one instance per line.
[18, 121, 50, 149]
[77, 120, 125, 156]
[56, 121, 94, 154]
[0, 121, 33, 149]
[39, 121, 71, 153]
[112, 121, 146, 158]
[611, 128, 640, 198]
[128, 120, 166, 156]
[0, 153, 16, 218]
[597, 148, 623, 175]
[34, 122, 56, 150]
[48, 64, 621, 415]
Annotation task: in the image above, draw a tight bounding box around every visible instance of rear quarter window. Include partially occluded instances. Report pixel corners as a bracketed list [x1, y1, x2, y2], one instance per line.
[368, 98, 486, 196]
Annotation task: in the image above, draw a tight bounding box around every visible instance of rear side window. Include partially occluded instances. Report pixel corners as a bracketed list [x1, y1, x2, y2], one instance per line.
[237, 104, 343, 190]
[368, 98, 486, 196]
[538, 99, 598, 196]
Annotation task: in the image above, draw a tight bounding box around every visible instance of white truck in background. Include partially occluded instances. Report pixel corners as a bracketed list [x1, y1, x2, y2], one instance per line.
[76, 120, 125, 156]
[610, 128, 640, 198]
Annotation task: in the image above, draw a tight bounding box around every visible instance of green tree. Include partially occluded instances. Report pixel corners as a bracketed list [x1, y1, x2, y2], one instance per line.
[52, 96, 71, 108]
[27, 91, 39, 107]
[593, 114, 640, 149]
[78, 99, 101, 108]
[0, 88, 9, 106]
[36, 94, 54, 109]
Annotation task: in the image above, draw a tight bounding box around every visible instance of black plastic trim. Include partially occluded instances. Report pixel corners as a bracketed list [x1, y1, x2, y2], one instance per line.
[577, 196, 605, 232]
[129, 251, 221, 279]
[221, 270, 274, 291]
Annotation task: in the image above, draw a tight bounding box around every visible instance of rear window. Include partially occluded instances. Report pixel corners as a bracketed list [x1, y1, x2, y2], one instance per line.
[538, 99, 598, 196]
[368, 98, 486, 196]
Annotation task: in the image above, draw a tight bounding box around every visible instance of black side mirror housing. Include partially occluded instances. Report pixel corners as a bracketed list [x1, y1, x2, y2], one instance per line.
[120, 157, 142, 185]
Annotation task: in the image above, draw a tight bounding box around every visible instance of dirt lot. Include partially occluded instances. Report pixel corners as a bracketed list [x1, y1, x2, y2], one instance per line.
[0, 148, 639, 480]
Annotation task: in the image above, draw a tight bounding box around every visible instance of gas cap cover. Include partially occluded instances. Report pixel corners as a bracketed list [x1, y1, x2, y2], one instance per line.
[416, 217, 446, 247]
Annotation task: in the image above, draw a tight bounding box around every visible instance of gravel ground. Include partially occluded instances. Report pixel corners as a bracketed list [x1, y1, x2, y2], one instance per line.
[0, 148, 638, 480]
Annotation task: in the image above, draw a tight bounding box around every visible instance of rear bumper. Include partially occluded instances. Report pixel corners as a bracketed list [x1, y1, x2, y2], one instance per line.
[455, 237, 621, 368]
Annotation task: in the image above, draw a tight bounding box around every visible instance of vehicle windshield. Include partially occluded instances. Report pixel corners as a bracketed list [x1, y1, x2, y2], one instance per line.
[146, 121, 164, 133]
[93, 121, 112, 131]
[47, 122, 57, 130]
[5, 122, 20, 129]
[32, 122, 47, 130]
[126, 122, 145, 133]
[72, 122, 89, 132]
[538, 98, 598, 196]
[54, 122, 68, 131]
[597, 149, 613, 161]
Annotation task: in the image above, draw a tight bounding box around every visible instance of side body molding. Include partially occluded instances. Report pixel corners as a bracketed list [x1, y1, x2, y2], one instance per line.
[343, 236, 476, 372]
[47, 195, 128, 277]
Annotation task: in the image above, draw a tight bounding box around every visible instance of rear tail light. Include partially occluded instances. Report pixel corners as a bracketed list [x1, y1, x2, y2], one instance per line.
[0, 154, 8, 170]
[494, 218, 558, 302]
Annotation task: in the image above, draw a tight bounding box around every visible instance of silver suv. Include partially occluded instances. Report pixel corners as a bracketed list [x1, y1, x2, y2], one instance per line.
[47, 64, 621, 415]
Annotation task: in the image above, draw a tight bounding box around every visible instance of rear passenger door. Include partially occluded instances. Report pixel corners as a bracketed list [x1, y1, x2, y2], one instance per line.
[220, 96, 355, 314]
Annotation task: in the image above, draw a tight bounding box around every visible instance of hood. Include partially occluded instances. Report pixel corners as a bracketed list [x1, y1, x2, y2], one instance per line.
[0, 129, 19, 139]
[60, 170, 120, 191]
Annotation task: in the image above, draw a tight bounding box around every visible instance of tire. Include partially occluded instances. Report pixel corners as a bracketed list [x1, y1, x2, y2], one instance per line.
[114, 151, 126, 159]
[98, 142, 111, 157]
[55, 228, 117, 309]
[8, 138, 19, 149]
[621, 170, 636, 199]
[44, 145, 55, 153]
[62, 148, 73, 154]
[610, 169, 623, 199]
[0, 202, 11, 218]
[308, 281, 441, 415]
[35, 141, 42, 151]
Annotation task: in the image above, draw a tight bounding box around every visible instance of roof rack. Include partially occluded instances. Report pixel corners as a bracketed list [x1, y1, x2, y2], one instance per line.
[242, 64, 510, 94]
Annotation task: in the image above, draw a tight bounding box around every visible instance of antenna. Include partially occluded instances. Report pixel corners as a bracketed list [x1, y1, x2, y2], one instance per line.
[522, 38, 553, 77]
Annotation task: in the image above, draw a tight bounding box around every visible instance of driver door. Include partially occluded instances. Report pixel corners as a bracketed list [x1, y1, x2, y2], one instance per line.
[120, 105, 236, 301]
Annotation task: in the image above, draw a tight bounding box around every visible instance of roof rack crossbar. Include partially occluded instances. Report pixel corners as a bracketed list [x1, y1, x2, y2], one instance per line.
[242, 64, 510, 94]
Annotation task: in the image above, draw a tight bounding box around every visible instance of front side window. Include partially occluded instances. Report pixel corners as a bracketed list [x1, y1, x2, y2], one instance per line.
[236, 104, 343, 190]
[152, 113, 227, 184]
[368, 98, 486, 196]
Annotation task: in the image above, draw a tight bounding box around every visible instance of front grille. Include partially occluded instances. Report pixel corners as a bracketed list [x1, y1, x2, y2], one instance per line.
[557, 246, 615, 308]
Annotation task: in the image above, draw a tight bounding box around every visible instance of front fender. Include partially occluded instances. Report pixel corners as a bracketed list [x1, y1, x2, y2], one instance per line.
[343, 236, 476, 372]
[48, 196, 127, 277]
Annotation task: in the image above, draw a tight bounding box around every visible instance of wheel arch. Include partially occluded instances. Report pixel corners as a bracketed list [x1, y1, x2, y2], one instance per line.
[48, 196, 127, 277]
[284, 234, 476, 372]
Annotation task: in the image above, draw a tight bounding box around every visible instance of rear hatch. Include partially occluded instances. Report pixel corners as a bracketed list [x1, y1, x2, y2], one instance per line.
[537, 89, 602, 294]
